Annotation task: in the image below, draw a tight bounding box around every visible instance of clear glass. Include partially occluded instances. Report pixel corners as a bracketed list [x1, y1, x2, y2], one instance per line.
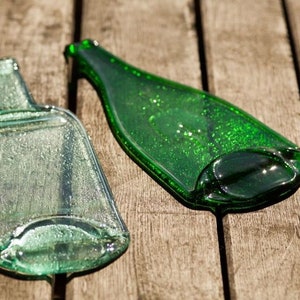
[64, 39, 300, 215]
[0, 58, 129, 275]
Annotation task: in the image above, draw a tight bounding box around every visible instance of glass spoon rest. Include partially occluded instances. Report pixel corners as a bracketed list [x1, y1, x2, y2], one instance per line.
[64, 39, 300, 215]
[0, 58, 129, 276]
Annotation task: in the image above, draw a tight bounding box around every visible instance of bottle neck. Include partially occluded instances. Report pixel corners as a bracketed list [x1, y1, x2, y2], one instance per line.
[64, 39, 126, 88]
[0, 58, 36, 111]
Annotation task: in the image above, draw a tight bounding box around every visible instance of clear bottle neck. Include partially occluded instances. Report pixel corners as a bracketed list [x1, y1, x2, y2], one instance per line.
[0, 58, 36, 111]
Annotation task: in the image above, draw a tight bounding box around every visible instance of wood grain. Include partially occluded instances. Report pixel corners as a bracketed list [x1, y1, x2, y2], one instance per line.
[66, 0, 223, 299]
[0, 1, 73, 299]
[0, 0, 73, 107]
[285, 0, 300, 75]
[201, 0, 300, 298]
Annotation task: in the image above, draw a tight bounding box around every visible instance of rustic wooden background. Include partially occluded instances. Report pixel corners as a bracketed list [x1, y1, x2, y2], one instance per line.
[0, 0, 300, 299]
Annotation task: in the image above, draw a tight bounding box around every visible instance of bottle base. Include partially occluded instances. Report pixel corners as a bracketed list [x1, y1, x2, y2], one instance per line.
[0, 216, 129, 275]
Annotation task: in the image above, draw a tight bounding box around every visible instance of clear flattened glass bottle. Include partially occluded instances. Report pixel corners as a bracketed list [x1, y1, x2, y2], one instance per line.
[0, 58, 129, 276]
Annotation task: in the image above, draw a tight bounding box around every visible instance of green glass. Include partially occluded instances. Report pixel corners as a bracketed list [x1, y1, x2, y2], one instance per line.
[0, 58, 129, 275]
[64, 39, 300, 215]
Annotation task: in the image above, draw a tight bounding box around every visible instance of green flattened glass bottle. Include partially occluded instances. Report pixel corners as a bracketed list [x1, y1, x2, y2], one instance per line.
[64, 39, 300, 215]
[0, 58, 129, 276]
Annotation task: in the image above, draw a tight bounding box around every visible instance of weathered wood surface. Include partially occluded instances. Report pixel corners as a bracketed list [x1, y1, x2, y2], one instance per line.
[66, 0, 222, 299]
[0, 0, 73, 299]
[202, 0, 300, 299]
[285, 0, 300, 76]
[1, 0, 300, 299]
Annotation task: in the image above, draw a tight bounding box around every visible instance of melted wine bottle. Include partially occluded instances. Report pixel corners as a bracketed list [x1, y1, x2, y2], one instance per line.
[64, 39, 300, 215]
[0, 58, 129, 275]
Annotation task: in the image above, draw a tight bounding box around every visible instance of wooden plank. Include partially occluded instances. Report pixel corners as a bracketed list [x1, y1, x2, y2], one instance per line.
[0, 1, 74, 299]
[285, 0, 300, 74]
[201, 0, 300, 298]
[0, 0, 73, 107]
[66, 0, 223, 299]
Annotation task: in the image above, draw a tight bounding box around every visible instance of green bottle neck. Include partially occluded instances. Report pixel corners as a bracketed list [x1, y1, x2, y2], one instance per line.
[65, 39, 132, 91]
[0, 58, 36, 111]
